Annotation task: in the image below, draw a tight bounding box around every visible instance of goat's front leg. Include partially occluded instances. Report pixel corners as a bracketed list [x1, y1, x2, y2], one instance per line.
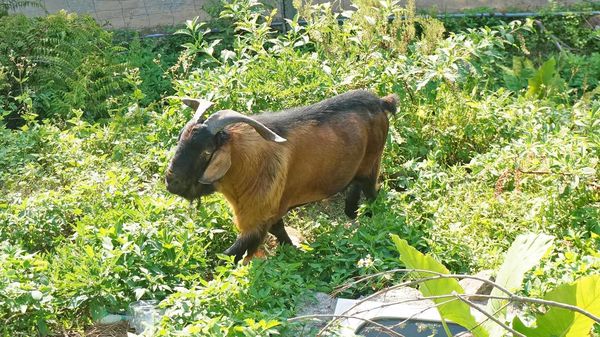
[223, 228, 266, 263]
[268, 219, 293, 245]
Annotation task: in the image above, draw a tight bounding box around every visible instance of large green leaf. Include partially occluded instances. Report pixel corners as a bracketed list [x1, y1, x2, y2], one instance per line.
[513, 275, 600, 337]
[486, 233, 554, 337]
[391, 235, 489, 337]
[525, 57, 565, 99]
[526, 57, 556, 98]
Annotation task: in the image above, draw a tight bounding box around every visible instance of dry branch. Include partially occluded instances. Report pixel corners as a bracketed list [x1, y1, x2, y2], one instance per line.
[293, 269, 600, 336]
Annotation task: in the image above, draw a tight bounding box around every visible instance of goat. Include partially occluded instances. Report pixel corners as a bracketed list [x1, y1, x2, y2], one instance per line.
[165, 90, 397, 262]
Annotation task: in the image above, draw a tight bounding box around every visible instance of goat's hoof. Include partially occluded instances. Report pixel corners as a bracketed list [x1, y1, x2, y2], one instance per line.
[223, 248, 243, 263]
[344, 209, 358, 219]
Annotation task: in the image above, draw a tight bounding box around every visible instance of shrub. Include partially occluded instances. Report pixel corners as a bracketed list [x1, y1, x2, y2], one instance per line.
[0, 11, 132, 126]
[0, 0, 598, 335]
[0, 0, 42, 17]
[0, 243, 54, 337]
[114, 33, 183, 106]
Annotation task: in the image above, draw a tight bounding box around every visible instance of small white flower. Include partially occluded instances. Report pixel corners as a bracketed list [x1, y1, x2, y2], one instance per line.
[357, 254, 374, 268]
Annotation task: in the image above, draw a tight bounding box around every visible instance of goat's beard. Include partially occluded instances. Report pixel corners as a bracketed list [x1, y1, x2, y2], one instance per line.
[185, 182, 216, 204]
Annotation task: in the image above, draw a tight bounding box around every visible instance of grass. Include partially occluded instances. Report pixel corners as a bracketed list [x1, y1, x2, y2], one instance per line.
[0, 0, 599, 336]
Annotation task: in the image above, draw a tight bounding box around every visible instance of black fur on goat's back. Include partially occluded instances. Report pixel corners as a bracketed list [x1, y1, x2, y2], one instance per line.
[252, 90, 396, 137]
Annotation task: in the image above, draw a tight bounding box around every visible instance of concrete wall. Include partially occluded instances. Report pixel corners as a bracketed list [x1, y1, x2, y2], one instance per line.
[16, 0, 582, 29]
[324, 0, 581, 13]
[18, 0, 213, 29]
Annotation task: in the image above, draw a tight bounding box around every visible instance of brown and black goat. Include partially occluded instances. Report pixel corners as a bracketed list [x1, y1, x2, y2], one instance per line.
[165, 90, 397, 262]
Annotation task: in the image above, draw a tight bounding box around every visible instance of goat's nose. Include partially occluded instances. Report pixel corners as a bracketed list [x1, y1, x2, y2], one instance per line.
[165, 170, 182, 192]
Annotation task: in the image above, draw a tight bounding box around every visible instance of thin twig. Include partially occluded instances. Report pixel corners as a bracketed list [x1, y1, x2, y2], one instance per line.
[320, 275, 447, 333]
[385, 297, 460, 334]
[332, 268, 513, 297]
[293, 294, 509, 336]
[337, 269, 600, 323]
[321, 270, 513, 335]
[322, 273, 494, 335]
[518, 169, 573, 176]
[350, 292, 512, 318]
[349, 294, 460, 316]
[328, 269, 600, 331]
[464, 299, 511, 334]
[424, 293, 600, 324]
[511, 295, 600, 324]
[357, 298, 462, 337]
[456, 295, 527, 337]
[288, 314, 406, 337]
[331, 268, 408, 295]
[306, 298, 459, 337]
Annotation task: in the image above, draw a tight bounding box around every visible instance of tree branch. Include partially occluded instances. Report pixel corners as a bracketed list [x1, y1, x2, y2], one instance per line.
[511, 294, 600, 324]
[288, 314, 407, 337]
[456, 295, 527, 337]
[322, 268, 600, 336]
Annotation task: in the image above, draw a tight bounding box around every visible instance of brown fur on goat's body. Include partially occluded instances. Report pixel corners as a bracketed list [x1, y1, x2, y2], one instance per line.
[213, 90, 396, 259]
[165, 90, 397, 262]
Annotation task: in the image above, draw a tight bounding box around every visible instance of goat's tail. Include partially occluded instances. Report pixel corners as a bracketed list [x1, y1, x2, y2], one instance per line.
[381, 94, 398, 115]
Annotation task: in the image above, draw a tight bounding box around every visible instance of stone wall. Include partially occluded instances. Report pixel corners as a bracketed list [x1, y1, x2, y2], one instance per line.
[16, 0, 582, 29]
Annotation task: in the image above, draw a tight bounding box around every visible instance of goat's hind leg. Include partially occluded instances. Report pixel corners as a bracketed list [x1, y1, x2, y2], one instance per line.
[345, 175, 378, 219]
[346, 172, 380, 219]
[361, 175, 379, 202]
[359, 159, 383, 217]
[223, 228, 266, 263]
[344, 181, 362, 219]
[346, 153, 383, 218]
[363, 155, 382, 202]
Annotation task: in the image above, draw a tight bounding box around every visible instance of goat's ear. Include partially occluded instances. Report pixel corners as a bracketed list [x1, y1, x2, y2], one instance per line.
[199, 144, 231, 184]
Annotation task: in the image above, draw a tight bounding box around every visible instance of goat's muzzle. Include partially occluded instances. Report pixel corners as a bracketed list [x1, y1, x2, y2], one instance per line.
[165, 168, 216, 202]
[165, 169, 187, 196]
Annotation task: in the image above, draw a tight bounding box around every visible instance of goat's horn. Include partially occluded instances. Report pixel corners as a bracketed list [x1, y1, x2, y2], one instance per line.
[204, 110, 286, 143]
[167, 96, 213, 122]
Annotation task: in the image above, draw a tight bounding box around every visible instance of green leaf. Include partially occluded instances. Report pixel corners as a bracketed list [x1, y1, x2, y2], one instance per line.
[391, 235, 489, 337]
[488, 234, 554, 310]
[134, 288, 147, 301]
[89, 303, 107, 321]
[513, 275, 600, 337]
[37, 319, 49, 337]
[581, 167, 596, 175]
[526, 58, 556, 98]
[31, 290, 43, 301]
[486, 233, 554, 337]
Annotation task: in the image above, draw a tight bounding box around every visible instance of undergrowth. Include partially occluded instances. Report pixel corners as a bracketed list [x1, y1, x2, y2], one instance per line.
[0, 0, 598, 336]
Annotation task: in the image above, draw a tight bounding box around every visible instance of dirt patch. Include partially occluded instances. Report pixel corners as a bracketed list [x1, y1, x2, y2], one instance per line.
[63, 322, 130, 337]
[87, 322, 130, 337]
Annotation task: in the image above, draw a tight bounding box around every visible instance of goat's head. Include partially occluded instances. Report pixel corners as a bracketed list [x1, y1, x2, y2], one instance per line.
[165, 98, 286, 201]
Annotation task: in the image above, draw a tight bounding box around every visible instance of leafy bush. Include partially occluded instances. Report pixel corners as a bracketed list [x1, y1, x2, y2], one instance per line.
[114, 32, 185, 105]
[390, 234, 600, 337]
[439, 3, 600, 55]
[0, 0, 598, 336]
[0, 243, 54, 336]
[530, 2, 600, 55]
[0, 11, 132, 125]
[0, 0, 42, 17]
